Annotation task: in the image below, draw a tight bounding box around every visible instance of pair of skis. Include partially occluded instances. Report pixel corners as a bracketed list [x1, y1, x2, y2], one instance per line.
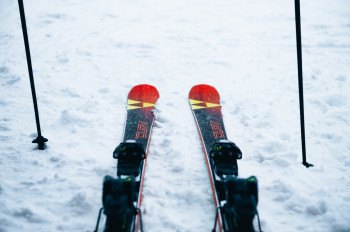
[94, 84, 261, 232]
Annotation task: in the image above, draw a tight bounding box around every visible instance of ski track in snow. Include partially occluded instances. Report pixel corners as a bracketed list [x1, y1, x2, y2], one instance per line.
[1, 0, 350, 231]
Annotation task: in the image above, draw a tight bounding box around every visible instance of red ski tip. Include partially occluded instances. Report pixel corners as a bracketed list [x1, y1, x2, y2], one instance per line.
[128, 84, 160, 104]
[189, 84, 220, 104]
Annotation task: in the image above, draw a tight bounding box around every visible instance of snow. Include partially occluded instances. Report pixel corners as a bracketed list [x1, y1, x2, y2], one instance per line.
[1, 0, 350, 231]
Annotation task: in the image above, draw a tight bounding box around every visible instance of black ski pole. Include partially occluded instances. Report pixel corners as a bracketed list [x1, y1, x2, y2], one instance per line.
[18, 0, 48, 150]
[294, 0, 312, 167]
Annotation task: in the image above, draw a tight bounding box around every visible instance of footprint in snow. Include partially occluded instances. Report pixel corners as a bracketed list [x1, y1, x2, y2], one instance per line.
[325, 94, 347, 107]
[67, 192, 92, 215]
[171, 164, 184, 173]
[0, 66, 21, 86]
[59, 110, 87, 127]
[335, 75, 346, 82]
[268, 180, 293, 202]
[0, 125, 9, 131]
[12, 208, 46, 223]
[0, 99, 7, 106]
[60, 88, 80, 98]
[306, 200, 327, 216]
[160, 138, 171, 148]
[0, 66, 9, 75]
[263, 141, 285, 154]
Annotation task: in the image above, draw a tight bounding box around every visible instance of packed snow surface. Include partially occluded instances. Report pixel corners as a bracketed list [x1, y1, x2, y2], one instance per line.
[1, 0, 350, 231]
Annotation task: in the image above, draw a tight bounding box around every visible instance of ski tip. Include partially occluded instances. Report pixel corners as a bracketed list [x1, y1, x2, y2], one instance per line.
[128, 84, 160, 104]
[189, 84, 220, 104]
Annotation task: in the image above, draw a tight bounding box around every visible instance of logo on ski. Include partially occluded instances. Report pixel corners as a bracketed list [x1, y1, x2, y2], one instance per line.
[189, 99, 220, 110]
[135, 121, 148, 140]
[127, 99, 156, 110]
[210, 121, 225, 140]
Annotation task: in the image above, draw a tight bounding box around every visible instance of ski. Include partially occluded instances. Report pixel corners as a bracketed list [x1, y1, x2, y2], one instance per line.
[94, 84, 159, 232]
[189, 84, 260, 232]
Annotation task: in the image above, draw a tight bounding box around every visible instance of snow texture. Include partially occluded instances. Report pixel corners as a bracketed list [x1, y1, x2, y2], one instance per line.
[1, 0, 350, 231]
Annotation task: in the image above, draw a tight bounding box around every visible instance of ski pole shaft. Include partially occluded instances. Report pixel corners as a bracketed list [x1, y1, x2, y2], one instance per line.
[294, 0, 312, 168]
[18, 0, 48, 150]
